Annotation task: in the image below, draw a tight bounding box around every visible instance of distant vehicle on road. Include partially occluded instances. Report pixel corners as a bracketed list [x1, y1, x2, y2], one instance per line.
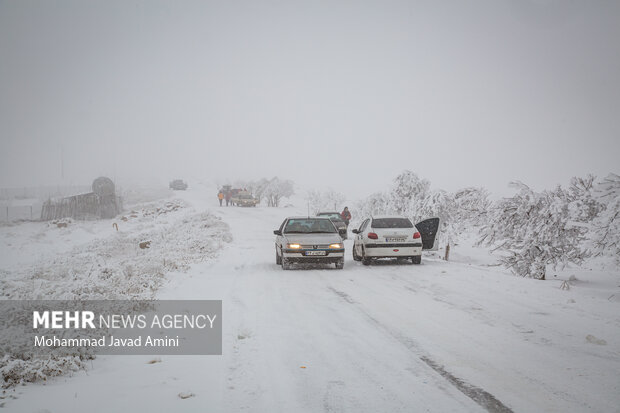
[316, 211, 348, 239]
[169, 179, 188, 190]
[232, 191, 259, 207]
[352, 216, 440, 265]
[274, 217, 346, 269]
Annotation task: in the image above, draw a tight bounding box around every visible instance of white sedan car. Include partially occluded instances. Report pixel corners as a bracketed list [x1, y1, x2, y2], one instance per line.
[352, 216, 440, 265]
[274, 217, 346, 270]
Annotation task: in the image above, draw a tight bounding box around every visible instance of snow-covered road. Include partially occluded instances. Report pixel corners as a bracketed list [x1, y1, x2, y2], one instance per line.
[6, 185, 620, 412]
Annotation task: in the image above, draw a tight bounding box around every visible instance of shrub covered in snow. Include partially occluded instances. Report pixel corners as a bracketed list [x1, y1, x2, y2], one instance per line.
[306, 189, 346, 214]
[0, 201, 232, 387]
[591, 173, 620, 263]
[477, 181, 593, 279]
[355, 171, 490, 258]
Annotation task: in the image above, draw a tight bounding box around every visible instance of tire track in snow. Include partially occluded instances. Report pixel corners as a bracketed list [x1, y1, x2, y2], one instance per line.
[326, 286, 514, 413]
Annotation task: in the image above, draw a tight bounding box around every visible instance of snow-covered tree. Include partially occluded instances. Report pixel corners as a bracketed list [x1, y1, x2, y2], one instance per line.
[478, 181, 590, 280]
[252, 178, 271, 203]
[354, 191, 391, 227]
[452, 187, 491, 227]
[306, 189, 346, 215]
[390, 170, 431, 216]
[591, 173, 620, 263]
[263, 177, 294, 207]
[354, 172, 491, 260]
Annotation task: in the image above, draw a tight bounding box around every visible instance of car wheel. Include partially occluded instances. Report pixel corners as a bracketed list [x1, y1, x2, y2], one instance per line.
[276, 248, 282, 265]
[335, 258, 344, 269]
[412, 255, 421, 265]
[362, 248, 372, 266]
[282, 258, 292, 270]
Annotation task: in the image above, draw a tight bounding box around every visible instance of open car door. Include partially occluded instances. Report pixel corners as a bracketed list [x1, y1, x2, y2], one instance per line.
[415, 217, 440, 251]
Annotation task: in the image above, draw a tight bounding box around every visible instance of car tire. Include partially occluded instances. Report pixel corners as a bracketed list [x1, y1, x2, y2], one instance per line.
[352, 245, 361, 261]
[282, 258, 292, 270]
[335, 258, 344, 269]
[412, 255, 421, 265]
[362, 248, 372, 266]
[276, 248, 282, 265]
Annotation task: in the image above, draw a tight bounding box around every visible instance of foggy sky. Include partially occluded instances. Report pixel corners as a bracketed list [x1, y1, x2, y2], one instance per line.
[1, 0, 619, 198]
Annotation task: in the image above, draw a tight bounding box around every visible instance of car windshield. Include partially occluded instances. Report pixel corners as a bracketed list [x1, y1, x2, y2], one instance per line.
[318, 213, 343, 221]
[284, 218, 337, 233]
[372, 218, 413, 229]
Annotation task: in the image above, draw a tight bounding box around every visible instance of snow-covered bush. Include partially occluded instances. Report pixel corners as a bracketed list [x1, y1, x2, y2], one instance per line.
[262, 177, 294, 207]
[306, 189, 346, 214]
[355, 171, 490, 259]
[591, 173, 620, 263]
[0, 203, 232, 388]
[451, 187, 491, 228]
[477, 181, 591, 280]
[391, 170, 431, 216]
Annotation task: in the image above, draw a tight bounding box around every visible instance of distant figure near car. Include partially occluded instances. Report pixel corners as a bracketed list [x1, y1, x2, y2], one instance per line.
[340, 207, 352, 227]
[218, 191, 224, 206]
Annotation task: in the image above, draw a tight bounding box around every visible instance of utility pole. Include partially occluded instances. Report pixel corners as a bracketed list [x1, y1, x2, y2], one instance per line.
[60, 144, 65, 181]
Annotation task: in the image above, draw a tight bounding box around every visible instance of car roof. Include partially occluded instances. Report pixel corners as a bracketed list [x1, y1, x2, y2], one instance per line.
[317, 211, 340, 215]
[371, 215, 411, 220]
[286, 216, 332, 220]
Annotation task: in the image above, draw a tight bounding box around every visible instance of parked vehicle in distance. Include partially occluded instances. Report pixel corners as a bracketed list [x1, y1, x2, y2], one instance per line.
[169, 179, 188, 190]
[316, 211, 348, 239]
[232, 191, 259, 207]
[352, 216, 440, 265]
[274, 217, 346, 269]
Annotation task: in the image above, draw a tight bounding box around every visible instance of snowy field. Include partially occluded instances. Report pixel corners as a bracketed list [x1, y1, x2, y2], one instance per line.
[1, 183, 619, 412]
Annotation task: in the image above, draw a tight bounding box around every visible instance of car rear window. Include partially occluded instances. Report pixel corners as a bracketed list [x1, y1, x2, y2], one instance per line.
[284, 218, 337, 233]
[372, 218, 413, 229]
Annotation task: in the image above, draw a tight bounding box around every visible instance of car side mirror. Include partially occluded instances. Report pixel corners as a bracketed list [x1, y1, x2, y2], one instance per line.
[273, 230, 282, 236]
[352, 229, 359, 234]
[338, 228, 347, 236]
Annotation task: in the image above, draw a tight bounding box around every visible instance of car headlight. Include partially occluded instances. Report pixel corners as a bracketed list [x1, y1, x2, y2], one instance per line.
[329, 243, 343, 249]
[287, 243, 301, 249]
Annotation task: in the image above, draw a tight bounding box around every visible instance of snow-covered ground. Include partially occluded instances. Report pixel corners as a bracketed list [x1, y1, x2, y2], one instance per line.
[1, 183, 619, 412]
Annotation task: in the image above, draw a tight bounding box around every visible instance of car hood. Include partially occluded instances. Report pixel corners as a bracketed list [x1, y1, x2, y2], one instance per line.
[283, 233, 342, 245]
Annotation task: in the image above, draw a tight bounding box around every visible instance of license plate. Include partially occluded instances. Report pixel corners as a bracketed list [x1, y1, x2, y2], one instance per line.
[305, 250, 326, 256]
[386, 237, 405, 242]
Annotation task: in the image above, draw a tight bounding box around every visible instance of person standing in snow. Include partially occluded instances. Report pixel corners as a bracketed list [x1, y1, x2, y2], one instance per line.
[217, 191, 224, 206]
[340, 207, 352, 227]
[225, 191, 232, 207]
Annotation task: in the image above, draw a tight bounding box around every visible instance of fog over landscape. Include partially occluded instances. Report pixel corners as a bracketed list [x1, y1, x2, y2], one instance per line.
[1, 0, 619, 197]
[1, 2, 620, 412]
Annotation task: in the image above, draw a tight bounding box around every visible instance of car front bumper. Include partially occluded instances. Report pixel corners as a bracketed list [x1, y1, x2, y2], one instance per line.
[283, 249, 345, 263]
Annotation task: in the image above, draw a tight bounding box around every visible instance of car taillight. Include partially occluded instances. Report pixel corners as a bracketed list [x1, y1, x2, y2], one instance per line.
[413, 232, 421, 239]
[368, 232, 378, 239]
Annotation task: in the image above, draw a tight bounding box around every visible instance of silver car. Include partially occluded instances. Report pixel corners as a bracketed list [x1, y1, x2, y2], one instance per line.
[274, 217, 346, 270]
